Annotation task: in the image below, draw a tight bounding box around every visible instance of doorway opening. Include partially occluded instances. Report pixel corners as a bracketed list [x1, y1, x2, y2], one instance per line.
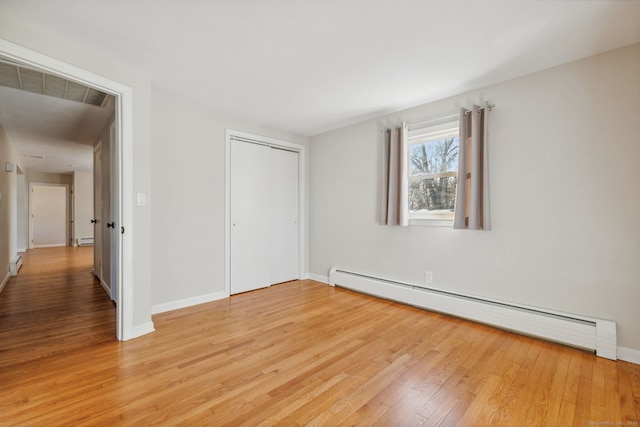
[0, 38, 135, 340]
[29, 183, 69, 248]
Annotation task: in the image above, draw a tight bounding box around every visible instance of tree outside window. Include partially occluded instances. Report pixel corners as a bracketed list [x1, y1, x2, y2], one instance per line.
[408, 136, 459, 219]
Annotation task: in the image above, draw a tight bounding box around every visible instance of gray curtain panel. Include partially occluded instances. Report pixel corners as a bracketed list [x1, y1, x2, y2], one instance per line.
[454, 105, 491, 230]
[380, 124, 409, 226]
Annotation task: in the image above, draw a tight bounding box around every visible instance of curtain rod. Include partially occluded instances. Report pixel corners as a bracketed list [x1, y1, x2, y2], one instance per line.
[407, 102, 495, 128]
[464, 102, 495, 114]
[407, 113, 459, 128]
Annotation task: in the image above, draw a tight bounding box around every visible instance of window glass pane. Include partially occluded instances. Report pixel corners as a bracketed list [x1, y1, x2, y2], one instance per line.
[409, 137, 459, 175]
[408, 136, 459, 216]
[409, 176, 457, 213]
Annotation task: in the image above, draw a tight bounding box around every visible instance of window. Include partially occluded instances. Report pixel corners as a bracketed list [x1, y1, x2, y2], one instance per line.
[407, 119, 459, 223]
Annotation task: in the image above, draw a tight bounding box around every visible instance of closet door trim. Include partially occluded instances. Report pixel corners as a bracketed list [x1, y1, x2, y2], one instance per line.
[225, 129, 306, 296]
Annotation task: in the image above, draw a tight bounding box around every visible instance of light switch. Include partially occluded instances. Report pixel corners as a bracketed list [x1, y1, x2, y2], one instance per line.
[137, 193, 146, 206]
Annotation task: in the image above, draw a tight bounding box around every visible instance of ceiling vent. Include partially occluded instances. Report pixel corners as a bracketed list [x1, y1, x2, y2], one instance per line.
[0, 59, 109, 107]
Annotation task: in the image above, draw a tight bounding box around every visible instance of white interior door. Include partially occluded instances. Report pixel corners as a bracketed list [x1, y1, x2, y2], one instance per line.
[31, 185, 67, 247]
[270, 148, 299, 284]
[93, 143, 103, 281]
[230, 140, 272, 294]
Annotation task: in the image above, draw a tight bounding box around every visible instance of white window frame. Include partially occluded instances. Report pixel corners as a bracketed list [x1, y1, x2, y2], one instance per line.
[407, 117, 459, 227]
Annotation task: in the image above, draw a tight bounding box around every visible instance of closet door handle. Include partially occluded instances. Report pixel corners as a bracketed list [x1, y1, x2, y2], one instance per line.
[91, 219, 97, 224]
[107, 222, 115, 228]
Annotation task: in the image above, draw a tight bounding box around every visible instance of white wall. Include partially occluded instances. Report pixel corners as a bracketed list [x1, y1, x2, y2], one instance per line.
[309, 44, 640, 352]
[149, 86, 309, 309]
[73, 171, 93, 244]
[0, 122, 23, 287]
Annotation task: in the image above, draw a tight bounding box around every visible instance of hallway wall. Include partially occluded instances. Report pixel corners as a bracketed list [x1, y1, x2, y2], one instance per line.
[0, 122, 23, 289]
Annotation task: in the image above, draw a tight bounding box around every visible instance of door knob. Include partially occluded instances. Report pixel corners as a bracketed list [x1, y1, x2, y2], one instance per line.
[91, 219, 97, 224]
[107, 222, 115, 228]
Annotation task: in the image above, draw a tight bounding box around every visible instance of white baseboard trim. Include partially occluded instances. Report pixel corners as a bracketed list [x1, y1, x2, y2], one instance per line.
[151, 290, 229, 315]
[100, 279, 111, 298]
[617, 346, 640, 365]
[17, 247, 26, 253]
[33, 243, 66, 248]
[0, 272, 11, 294]
[130, 321, 156, 339]
[299, 273, 310, 280]
[308, 273, 329, 284]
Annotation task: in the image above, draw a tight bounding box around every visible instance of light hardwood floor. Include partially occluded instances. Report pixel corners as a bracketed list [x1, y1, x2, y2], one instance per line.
[1, 247, 639, 426]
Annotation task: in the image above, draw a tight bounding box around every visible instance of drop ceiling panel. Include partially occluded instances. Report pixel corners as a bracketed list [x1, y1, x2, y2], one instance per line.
[0, 61, 108, 107]
[20, 68, 42, 94]
[65, 80, 88, 103]
[44, 74, 66, 98]
[0, 62, 20, 89]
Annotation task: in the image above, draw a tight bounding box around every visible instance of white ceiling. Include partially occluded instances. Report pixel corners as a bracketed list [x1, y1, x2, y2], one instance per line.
[1, 0, 639, 173]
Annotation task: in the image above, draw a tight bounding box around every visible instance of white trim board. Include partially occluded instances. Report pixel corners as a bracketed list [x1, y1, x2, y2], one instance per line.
[0, 272, 10, 294]
[308, 273, 329, 284]
[100, 279, 111, 299]
[131, 321, 156, 339]
[0, 38, 141, 341]
[618, 347, 640, 365]
[152, 291, 229, 315]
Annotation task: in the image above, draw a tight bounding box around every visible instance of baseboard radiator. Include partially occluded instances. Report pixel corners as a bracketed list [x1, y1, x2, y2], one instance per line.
[77, 237, 94, 246]
[9, 255, 23, 276]
[329, 267, 617, 360]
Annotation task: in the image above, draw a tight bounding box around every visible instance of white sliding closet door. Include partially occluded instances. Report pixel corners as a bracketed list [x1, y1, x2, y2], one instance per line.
[230, 139, 299, 295]
[270, 148, 299, 284]
[230, 140, 272, 294]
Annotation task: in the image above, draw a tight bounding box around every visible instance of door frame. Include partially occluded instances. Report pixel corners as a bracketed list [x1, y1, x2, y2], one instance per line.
[224, 129, 306, 296]
[0, 39, 134, 341]
[109, 122, 119, 302]
[28, 183, 70, 248]
[15, 167, 27, 252]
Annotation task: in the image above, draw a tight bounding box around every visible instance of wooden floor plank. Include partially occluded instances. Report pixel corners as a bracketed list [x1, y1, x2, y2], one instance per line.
[618, 361, 640, 424]
[1, 247, 639, 426]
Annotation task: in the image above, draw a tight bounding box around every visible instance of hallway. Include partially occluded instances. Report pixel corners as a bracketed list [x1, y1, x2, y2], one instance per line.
[0, 246, 116, 368]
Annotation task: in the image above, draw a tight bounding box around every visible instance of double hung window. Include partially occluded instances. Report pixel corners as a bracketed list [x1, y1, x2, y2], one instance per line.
[407, 119, 459, 223]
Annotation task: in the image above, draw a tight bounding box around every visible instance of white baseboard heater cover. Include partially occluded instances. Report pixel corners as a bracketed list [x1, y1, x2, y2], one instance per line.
[329, 267, 617, 360]
[9, 255, 22, 276]
[77, 237, 94, 246]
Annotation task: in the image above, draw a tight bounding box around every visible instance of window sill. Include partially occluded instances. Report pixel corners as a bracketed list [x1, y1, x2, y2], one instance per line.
[408, 218, 454, 227]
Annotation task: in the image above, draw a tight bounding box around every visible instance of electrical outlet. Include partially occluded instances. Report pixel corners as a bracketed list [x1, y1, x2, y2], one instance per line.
[426, 271, 433, 283]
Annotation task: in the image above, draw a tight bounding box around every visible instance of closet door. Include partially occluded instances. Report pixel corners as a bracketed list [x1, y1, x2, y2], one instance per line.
[270, 148, 299, 284]
[230, 140, 272, 294]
